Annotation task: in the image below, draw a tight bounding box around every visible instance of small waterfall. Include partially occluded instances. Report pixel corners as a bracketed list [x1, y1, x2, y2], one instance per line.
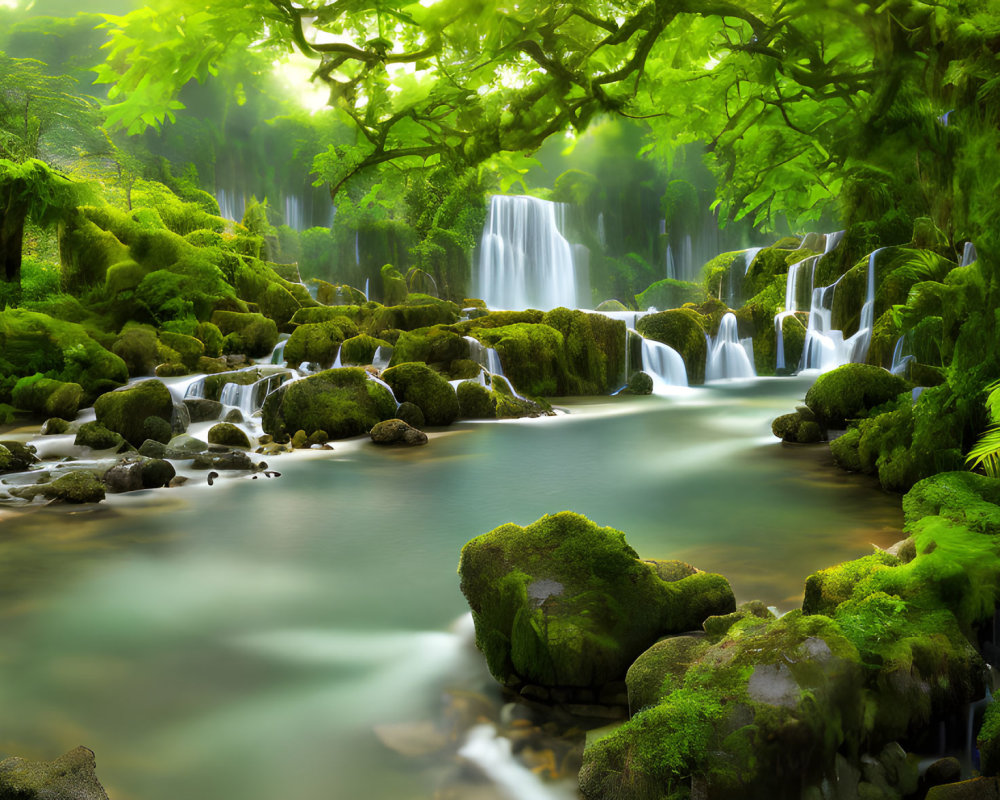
[332, 346, 343, 369]
[284, 195, 304, 231]
[706, 313, 755, 381]
[961, 242, 978, 267]
[774, 254, 819, 370]
[355, 231, 361, 266]
[800, 248, 885, 372]
[635, 331, 688, 392]
[465, 336, 506, 378]
[219, 373, 288, 415]
[216, 188, 246, 223]
[366, 373, 400, 407]
[665, 243, 675, 280]
[727, 247, 764, 307]
[458, 724, 576, 800]
[890, 335, 914, 375]
[475, 195, 579, 310]
[372, 346, 390, 370]
[824, 230, 846, 254]
[267, 334, 290, 366]
[597, 212, 606, 249]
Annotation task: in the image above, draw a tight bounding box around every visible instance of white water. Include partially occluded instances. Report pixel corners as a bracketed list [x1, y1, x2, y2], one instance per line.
[372, 346, 391, 370]
[961, 242, 978, 267]
[475, 195, 579, 310]
[216, 188, 245, 223]
[458, 725, 576, 800]
[890, 335, 914, 376]
[636, 332, 688, 392]
[284, 195, 304, 231]
[706, 313, 756, 382]
[219, 373, 289, 416]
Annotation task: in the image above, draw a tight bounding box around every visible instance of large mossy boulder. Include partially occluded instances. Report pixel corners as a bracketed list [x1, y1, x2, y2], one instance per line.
[283, 317, 359, 368]
[637, 308, 707, 385]
[634, 278, 708, 311]
[211, 311, 279, 358]
[0, 746, 110, 800]
[458, 512, 735, 690]
[0, 309, 127, 400]
[902, 472, 1000, 535]
[381, 362, 459, 426]
[580, 611, 866, 800]
[541, 308, 626, 394]
[10, 470, 106, 504]
[11, 374, 83, 420]
[340, 334, 390, 365]
[804, 363, 909, 428]
[94, 379, 173, 447]
[261, 367, 396, 440]
[112, 325, 160, 376]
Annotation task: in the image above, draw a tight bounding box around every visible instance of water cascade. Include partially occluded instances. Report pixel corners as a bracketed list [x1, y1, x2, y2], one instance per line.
[372, 346, 391, 370]
[890, 335, 914, 376]
[962, 242, 978, 267]
[636, 332, 688, 391]
[799, 248, 885, 372]
[465, 336, 505, 378]
[218, 373, 289, 416]
[458, 725, 576, 800]
[774, 254, 821, 370]
[706, 313, 756, 381]
[216, 188, 246, 223]
[475, 195, 579, 310]
[284, 195, 304, 231]
[726, 247, 765, 308]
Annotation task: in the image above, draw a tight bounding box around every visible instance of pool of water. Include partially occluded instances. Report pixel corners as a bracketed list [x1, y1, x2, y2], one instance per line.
[0, 376, 903, 800]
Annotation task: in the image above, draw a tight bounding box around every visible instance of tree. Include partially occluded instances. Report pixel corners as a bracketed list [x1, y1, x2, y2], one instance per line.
[0, 158, 86, 307]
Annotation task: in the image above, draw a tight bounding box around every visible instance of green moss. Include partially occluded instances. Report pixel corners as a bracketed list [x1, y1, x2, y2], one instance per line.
[261, 367, 396, 440]
[10, 469, 105, 504]
[257, 282, 301, 330]
[11, 374, 83, 420]
[211, 311, 279, 358]
[381, 263, 408, 305]
[804, 364, 910, 428]
[457, 380, 496, 419]
[542, 308, 626, 394]
[471, 323, 564, 396]
[207, 422, 251, 448]
[803, 552, 902, 616]
[340, 334, 390, 365]
[624, 371, 653, 395]
[637, 309, 707, 384]
[458, 511, 734, 689]
[635, 279, 709, 311]
[290, 305, 368, 326]
[453, 310, 545, 332]
[284, 317, 359, 368]
[626, 635, 710, 712]
[194, 321, 224, 358]
[903, 472, 1000, 535]
[390, 326, 468, 367]
[74, 421, 125, 451]
[382, 362, 459, 426]
[370, 298, 460, 332]
[105, 259, 149, 295]
[158, 331, 204, 370]
[94, 379, 174, 447]
[979, 701, 1000, 777]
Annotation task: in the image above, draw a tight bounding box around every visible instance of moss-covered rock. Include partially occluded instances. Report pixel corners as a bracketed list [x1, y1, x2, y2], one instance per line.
[211, 311, 279, 358]
[381, 362, 459, 426]
[623, 371, 653, 395]
[283, 317, 359, 368]
[0, 440, 38, 471]
[595, 299, 629, 312]
[979, 701, 1000, 777]
[395, 401, 425, 429]
[469, 323, 563, 396]
[74, 422, 126, 451]
[804, 363, 910, 428]
[390, 326, 469, 367]
[10, 469, 106, 504]
[340, 334, 391, 366]
[457, 380, 496, 419]
[158, 331, 204, 370]
[261, 367, 396, 440]
[903, 472, 1000, 535]
[94, 379, 173, 447]
[541, 308, 626, 394]
[635, 278, 708, 311]
[112, 325, 160, 376]
[458, 511, 735, 689]
[637, 308, 707, 385]
[369, 418, 428, 446]
[11, 374, 83, 420]
[207, 422, 251, 449]
[381, 263, 408, 306]
[771, 410, 824, 443]
[0, 745, 110, 800]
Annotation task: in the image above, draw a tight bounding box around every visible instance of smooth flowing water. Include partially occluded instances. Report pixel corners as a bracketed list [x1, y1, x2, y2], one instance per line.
[0, 377, 903, 800]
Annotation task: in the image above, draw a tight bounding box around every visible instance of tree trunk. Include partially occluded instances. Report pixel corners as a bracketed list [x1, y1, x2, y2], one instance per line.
[0, 189, 26, 308]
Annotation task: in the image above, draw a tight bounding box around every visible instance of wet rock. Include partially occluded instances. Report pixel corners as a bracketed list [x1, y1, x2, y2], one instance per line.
[10, 470, 105, 504]
[141, 458, 175, 489]
[208, 423, 251, 449]
[141, 415, 172, 445]
[370, 419, 428, 446]
[171, 400, 191, 434]
[396, 401, 425, 429]
[0, 440, 38, 471]
[94, 379, 173, 447]
[74, 423, 125, 452]
[924, 757, 962, 790]
[0, 745, 109, 800]
[224, 408, 244, 424]
[183, 397, 223, 422]
[41, 417, 70, 435]
[102, 459, 145, 493]
[772, 411, 824, 443]
[926, 777, 1000, 800]
[623, 371, 653, 395]
[192, 450, 252, 471]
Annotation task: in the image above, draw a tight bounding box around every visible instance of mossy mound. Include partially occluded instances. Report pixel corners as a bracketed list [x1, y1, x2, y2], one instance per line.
[380, 263, 408, 306]
[458, 511, 734, 689]
[903, 472, 1000, 535]
[580, 611, 864, 800]
[0, 441, 38, 472]
[11, 374, 83, 420]
[369, 418, 428, 446]
[158, 331, 204, 370]
[457, 380, 496, 419]
[0, 309, 127, 401]
[261, 367, 396, 440]
[541, 308, 626, 394]
[635, 278, 708, 311]
[390, 326, 469, 368]
[370, 296, 461, 332]
[283, 317, 359, 368]
[623, 371, 653, 395]
[94, 379, 173, 447]
[637, 309, 707, 384]
[10, 470, 106, 504]
[211, 311, 279, 358]
[74, 422, 126, 451]
[0, 746, 110, 800]
[112, 325, 160, 377]
[465, 323, 562, 396]
[381, 362, 459, 426]
[771, 409, 823, 443]
[340, 334, 390, 365]
[453, 310, 544, 332]
[595, 299, 629, 312]
[805, 363, 910, 428]
[207, 422, 251, 449]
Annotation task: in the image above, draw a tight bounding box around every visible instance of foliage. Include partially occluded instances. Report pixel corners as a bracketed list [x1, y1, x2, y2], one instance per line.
[966, 378, 1000, 477]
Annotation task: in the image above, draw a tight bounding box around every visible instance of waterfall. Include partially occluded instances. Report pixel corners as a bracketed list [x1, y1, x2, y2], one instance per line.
[465, 336, 505, 377]
[824, 230, 845, 254]
[727, 246, 765, 308]
[219, 373, 288, 415]
[366, 373, 400, 407]
[800, 248, 885, 372]
[216, 188, 246, 223]
[372, 346, 390, 370]
[890, 335, 914, 376]
[635, 331, 688, 392]
[355, 231, 361, 266]
[475, 195, 579, 310]
[773, 254, 819, 370]
[597, 212, 606, 249]
[332, 346, 342, 369]
[665, 243, 675, 280]
[458, 724, 576, 800]
[961, 242, 978, 267]
[284, 195, 304, 231]
[706, 313, 756, 381]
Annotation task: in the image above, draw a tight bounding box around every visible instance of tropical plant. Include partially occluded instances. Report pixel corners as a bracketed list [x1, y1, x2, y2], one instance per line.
[966, 379, 1000, 478]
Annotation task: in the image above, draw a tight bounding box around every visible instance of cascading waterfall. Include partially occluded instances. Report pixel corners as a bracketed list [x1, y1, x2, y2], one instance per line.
[475, 195, 579, 310]
[799, 247, 885, 372]
[462, 336, 527, 398]
[284, 195, 304, 231]
[458, 725, 576, 800]
[216, 188, 245, 223]
[706, 313, 756, 381]
[726, 246, 765, 308]
[962, 242, 978, 267]
[890, 334, 914, 376]
[634, 331, 688, 392]
[217, 373, 289, 416]
[372, 346, 391, 370]
[774, 254, 820, 370]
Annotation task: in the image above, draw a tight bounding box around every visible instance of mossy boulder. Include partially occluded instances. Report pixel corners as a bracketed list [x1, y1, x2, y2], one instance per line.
[0, 746, 110, 800]
[979, 701, 1000, 777]
[369, 418, 428, 446]
[623, 371, 653, 395]
[94, 379, 174, 447]
[771, 410, 824, 443]
[469, 323, 563, 396]
[158, 331, 204, 370]
[370, 296, 461, 332]
[458, 511, 735, 689]
[381, 263, 408, 306]
[211, 311, 279, 358]
[595, 299, 629, 312]
[11, 374, 83, 420]
[74, 422, 126, 451]
[390, 326, 469, 367]
[804, 363, 909, 428]
[457, 380, 496, 419]
[902, 472, 1000, 535]
[11, 469, 106, 504]
[257, 282, 301, 329]
[340, 334, 390, 366]
[0, 309, 127, 399]
[580, 611, 864, 800]
[381, 362, 459, 426]
[395, 401, 425, 429]
[634, 278, 708, 311]
[207, 422, 251, 449]
[193, 321, 224, 358]
[637, 308, 707, 385]
[283, 317, 359, 368]
[112, 325, 160, 376]
[261, 367, 396, 440]
[541, 308, 626, 394]
[0, 440, 38, 472]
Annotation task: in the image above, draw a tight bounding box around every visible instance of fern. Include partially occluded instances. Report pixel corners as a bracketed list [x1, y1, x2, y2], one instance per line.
[966, 379, 1000, 477]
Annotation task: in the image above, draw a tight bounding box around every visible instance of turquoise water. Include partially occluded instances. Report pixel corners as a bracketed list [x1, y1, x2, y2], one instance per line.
[0, 376, 903, 800]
